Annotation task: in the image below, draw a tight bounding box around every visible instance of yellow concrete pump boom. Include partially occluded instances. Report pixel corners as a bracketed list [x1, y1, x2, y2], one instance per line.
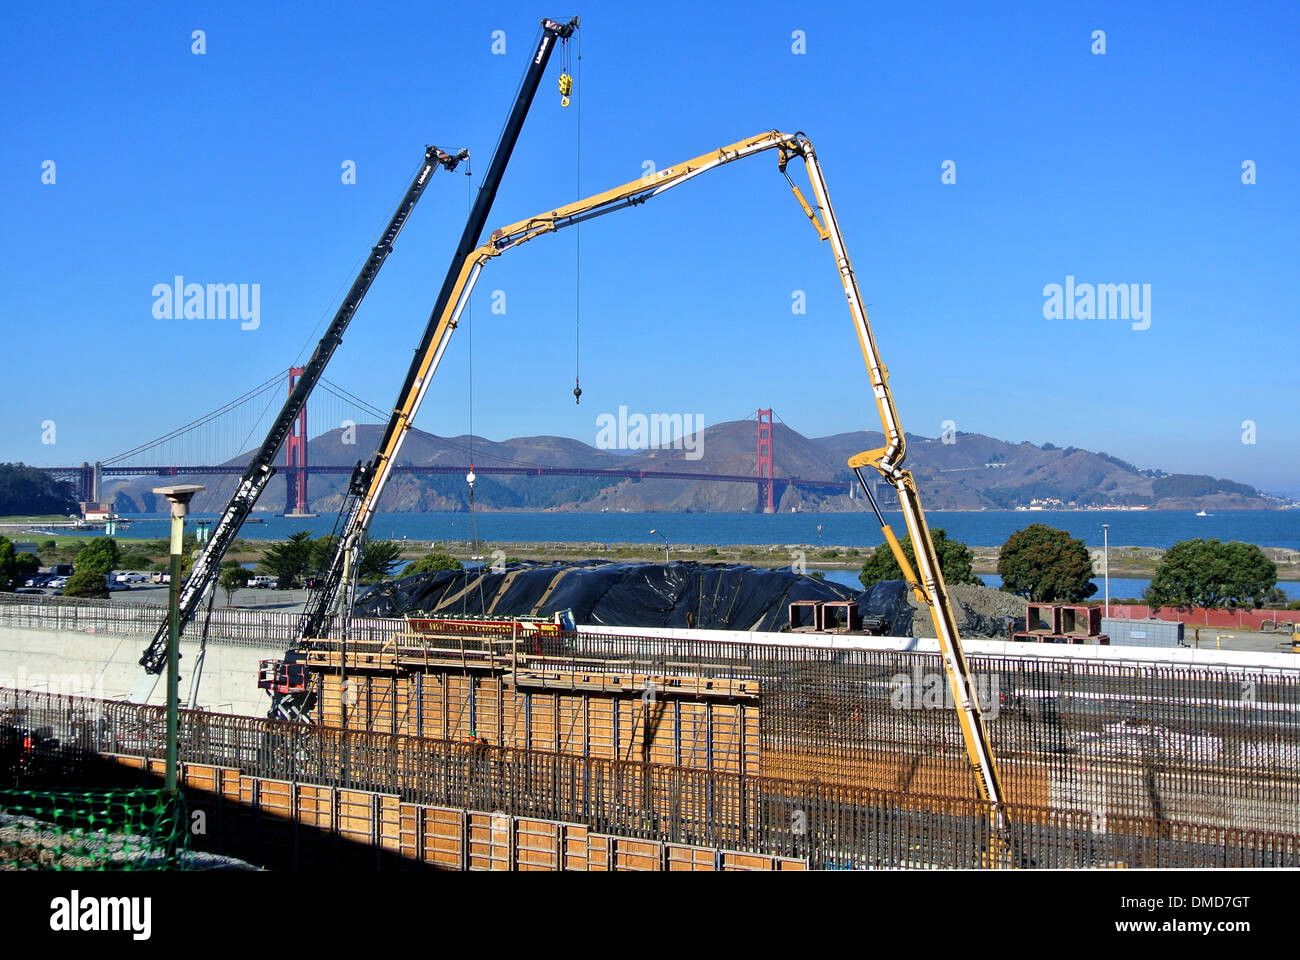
[318, 129, 1008, 812]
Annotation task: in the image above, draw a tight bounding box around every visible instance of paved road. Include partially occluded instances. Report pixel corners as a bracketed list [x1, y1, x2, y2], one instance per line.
[104, 582, 313, 614]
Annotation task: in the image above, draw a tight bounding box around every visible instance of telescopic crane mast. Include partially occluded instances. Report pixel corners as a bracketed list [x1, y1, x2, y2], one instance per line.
[297, 16, 580, 641]
[295, 129, 1008, 818]
[129, 143, 468, 696]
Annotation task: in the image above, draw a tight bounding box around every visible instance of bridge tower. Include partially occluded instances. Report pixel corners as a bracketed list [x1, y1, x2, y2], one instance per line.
[284, 366, 312, 516]
[756, 409, 775, 513]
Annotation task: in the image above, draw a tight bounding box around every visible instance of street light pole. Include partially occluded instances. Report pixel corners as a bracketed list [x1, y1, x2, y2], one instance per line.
[1102, 523, 1110, 618]
[153, 484, 204, 796]
[649, 529, 669, 564]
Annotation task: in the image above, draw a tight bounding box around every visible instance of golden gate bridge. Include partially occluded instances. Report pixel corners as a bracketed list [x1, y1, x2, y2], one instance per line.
[37, 369, 849, 515]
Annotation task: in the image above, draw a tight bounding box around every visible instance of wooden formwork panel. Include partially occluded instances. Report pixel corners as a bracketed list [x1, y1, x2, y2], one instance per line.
[366, 676, 398, 734]
[376, 795, 403, 855]
[721, 851, 779, 872]
[586, 834, 610, 871]
[444, 675, 474, 742]
[667, 845, 716, 871]
[610, 837, 663, 872]
[296, 783, 334, 830]
[556, 697, 587, 755]
[515, 818, 561, 871]
[562, 824, 590, 870]
[465, 810, 510, 871]
[184, 763, 220, 794]
[526, 692, 557, 751]
[256, 779, 294, 819]
[422, 807, 465, 870]
[587, 698, 616, 760]
[114, 755, 146, 771]
[315, 665, 760, 782]
[396, 804, 421, 860]
[336, 789, 375, 846]
[173, 761, 806, 871]
[476, 676, 501, 744]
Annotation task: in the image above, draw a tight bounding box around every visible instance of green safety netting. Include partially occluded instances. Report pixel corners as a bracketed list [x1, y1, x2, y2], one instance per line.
[0, 787, 186, 870]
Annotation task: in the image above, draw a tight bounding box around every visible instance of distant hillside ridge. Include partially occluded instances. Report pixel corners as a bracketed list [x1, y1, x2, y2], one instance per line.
[103, 420, 1279, 514]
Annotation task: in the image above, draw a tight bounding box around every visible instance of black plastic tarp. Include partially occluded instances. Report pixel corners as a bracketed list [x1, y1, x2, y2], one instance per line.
[354, 560, 858, 632]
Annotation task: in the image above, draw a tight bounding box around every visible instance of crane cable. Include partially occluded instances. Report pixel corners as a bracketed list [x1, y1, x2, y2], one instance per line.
[464, 160, 481, 566]
[570, 30, 583, 405]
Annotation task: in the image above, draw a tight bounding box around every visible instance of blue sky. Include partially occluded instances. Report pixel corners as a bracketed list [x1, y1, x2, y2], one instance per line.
[3, 1, 1297, 494]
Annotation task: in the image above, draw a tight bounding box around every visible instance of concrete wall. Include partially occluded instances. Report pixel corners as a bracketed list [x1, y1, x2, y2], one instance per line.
[0, 623, 282, 716]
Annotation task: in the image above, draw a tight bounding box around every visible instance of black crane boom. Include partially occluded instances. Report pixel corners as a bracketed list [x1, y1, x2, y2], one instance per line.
[135, 145, 468, 679]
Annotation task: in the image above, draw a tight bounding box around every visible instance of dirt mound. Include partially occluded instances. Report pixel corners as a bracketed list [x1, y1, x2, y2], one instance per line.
[905, 582, 1026, 639]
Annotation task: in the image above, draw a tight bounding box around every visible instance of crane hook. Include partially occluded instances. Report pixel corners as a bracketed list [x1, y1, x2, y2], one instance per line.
[573, 379, 582, 404]
[559, 73, 573, 107]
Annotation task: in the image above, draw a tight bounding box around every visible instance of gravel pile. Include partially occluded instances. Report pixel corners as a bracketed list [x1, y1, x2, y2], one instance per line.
[904, 582, 1027, 639]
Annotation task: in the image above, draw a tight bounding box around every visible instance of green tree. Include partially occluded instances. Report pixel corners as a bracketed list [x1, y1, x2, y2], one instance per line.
[997, 524, 1097, 602]
[1144, 538, 1276, 610]
[14, 552, 40, 579]
[74, 537, 121, 575]
[0, 537, 17, 591]
[858, 528, 980, 590]
[402, 551, 464, 576]
[359, 540, 405, 584]
[308, 535, 339, 578]
[259, 530, 314, 587]
[63, 568, 109, 599]
[219, 562, 247, 606]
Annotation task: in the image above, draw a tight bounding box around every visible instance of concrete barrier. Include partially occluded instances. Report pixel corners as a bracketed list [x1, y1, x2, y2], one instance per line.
[0, 623, 282, 716]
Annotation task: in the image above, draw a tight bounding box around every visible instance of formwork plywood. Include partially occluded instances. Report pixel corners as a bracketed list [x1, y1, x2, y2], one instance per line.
[185, 763, 219, 794]
[465, 811, 510, 871]
[367, 676, 398, 734]
[376, 795, 403, 854]
[423, 807, 465, 870]
[587, 698, 616, 760]
[586, 834, 610, 871]
[173, 761, 809, 871]
[556, 697, 587, 755]
[667, 845, 715, 871]
[296, 784, 334, 830]
[256, 779, 294, 819]
[721, 851, 777, 871]
[515, 818, 561, 870]
[336, 789, 374, 846]
[398, 803, 422, 861]
[562, 824, 590, 870]
[610, 838, 662, 872]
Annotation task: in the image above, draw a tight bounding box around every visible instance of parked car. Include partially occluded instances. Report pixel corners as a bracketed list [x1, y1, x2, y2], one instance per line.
[115, 572, 147, 584]
[13, 588, 44, 595]
[47, 577, 68, 589]
[151, 571, 169, 584]
[248, 576, 278, 589]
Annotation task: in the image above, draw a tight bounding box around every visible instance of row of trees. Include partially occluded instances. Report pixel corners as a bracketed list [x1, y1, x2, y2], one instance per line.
[859, 523, 1279, 610]
[253, 532, 407, 590]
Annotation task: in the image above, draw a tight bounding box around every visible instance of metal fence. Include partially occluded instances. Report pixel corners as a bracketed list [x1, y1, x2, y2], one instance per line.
[5, 593, 1300, 834]
[304, 624, 1300, 832]
[3, 686, 1295, 869]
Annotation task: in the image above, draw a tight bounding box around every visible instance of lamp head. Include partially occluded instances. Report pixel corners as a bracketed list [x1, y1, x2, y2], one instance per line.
[153, 484, 205, 519]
